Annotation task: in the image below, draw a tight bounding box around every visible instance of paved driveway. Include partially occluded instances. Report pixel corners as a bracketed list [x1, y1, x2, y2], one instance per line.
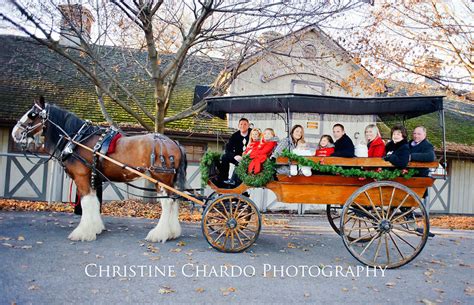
[1, 211, 473, 304]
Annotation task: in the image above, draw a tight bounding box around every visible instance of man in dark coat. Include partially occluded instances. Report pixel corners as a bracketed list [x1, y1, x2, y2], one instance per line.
[218, 118, 251, 184]
[409, 126, 436, 176]
[331, 124, 355, 158]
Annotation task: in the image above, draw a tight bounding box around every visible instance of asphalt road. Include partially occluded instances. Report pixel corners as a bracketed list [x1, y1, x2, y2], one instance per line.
[1, 210, 473, 305]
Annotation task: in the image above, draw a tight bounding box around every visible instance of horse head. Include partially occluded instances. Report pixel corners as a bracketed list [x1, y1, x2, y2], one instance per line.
[12, 96, 47, 147]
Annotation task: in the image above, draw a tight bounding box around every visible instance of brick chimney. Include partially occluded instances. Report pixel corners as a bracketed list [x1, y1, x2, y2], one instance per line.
[58, 4, 95, 47]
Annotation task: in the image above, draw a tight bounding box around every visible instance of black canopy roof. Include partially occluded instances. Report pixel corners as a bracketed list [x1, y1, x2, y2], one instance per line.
[205, 93, 444, 119]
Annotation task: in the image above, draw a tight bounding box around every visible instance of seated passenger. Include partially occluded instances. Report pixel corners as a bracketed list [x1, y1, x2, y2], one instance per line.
[272, 125, 311, 176]
[365, 124, 385, 157]
[272, 124, 306, 157]
[409, 126, 436, 176]
[243, 128, 262, 155]
[315, 135, 335, 157]
[248, 128, 278, 174]
[331, 123, 355, 158]
[384, 125, 409, 168]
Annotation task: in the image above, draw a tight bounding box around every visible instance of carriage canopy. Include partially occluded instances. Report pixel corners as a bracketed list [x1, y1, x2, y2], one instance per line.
[205, 93, 444, 119]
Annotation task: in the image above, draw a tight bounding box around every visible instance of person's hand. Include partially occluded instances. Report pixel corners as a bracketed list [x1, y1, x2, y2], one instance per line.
[234, 155, 243, 162]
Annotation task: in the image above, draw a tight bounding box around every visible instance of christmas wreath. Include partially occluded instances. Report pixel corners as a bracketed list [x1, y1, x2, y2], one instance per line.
[199, 151, 222, 187]
[235, 155, 276, 187]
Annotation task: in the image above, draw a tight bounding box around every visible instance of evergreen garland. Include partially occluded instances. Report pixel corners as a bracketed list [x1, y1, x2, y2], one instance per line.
[280, 149, 418, 180]
[199, 151, 222, 187]
[199, 149, 419, 188]
[235, 155, 276, 187]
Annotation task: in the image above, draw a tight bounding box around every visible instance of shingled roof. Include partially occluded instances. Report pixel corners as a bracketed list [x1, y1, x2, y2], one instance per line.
[0, 35, 232, 136]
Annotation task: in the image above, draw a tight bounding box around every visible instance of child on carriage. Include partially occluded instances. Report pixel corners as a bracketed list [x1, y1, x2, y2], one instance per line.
[247, 128, 278, 174]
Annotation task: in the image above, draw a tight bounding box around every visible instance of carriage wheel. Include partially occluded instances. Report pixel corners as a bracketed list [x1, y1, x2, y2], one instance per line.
[202, 194, 261, 253]
[327, 204, 375, 242]
[340, 181, 429, 269]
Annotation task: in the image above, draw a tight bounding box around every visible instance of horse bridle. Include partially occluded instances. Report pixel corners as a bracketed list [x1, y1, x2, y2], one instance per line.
[16, 104, 48, 147]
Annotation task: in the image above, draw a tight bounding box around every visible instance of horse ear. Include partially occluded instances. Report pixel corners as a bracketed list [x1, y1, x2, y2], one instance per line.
[36, 96, 45, 109]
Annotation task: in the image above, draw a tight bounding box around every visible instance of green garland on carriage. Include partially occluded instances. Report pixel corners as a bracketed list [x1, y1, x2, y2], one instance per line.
[200, 150, 418, 187]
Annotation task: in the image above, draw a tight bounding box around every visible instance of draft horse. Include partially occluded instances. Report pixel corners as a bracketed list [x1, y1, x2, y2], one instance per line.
[12, 97, 187, 242]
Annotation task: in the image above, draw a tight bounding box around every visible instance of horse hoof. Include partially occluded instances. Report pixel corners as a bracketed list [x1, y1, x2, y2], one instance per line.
[145, 228, 172, 243]
[68, 230, 97, 241]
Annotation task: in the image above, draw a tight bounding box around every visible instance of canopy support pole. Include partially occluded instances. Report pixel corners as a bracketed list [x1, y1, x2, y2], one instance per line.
[440, 109, 448, 179]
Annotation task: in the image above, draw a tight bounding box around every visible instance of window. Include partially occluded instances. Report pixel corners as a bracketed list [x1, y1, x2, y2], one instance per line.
[182, 143, 206, 163]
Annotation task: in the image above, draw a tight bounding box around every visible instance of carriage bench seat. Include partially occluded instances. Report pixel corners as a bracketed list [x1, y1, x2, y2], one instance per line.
[266, 157, 440, 205]
[275, 156, 439, 169]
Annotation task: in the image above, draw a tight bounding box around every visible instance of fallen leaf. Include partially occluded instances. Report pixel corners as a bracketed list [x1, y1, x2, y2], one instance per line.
[385, 282, 396, 288]
[159, 287, 175, 294]
[465, 286, 474, 296]
[195, 288, 205, 293]
[421, 299, 436, 305]
[21, 245, 32, 249]
[304, 292, 310, 297]
[28, 284, 39, 290]
[287, 243, 297, 249]
[177, 241, 186, 247]
[170, 248, 182, 253]
[220, 287, 236, 296]
[17, 236, 25, 241]
[2, 243, 13, 248]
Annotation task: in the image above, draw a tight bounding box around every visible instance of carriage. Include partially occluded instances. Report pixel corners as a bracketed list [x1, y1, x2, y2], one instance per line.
[200, 93, 445, 269]
[13, 94, 445, 270]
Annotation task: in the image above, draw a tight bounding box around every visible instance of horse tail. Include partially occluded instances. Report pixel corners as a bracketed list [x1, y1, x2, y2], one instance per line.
[175, 143, 188, 190]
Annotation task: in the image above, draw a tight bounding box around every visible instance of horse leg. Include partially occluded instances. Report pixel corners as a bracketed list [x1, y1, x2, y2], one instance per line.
[168, 199, 182, 239]
[145, 189, 180, 243]
[68, 176, 105, 241]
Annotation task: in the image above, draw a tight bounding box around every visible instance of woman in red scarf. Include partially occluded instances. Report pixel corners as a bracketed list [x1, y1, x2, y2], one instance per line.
[248, 128, 278, 174]
[365, 124, 385, 157]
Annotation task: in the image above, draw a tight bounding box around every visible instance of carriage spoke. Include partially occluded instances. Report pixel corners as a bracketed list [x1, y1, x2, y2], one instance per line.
[219, 200, 230, 218]
[233, 199, 243, 218]
[388, 193, 411, 221]
[237, 227, 252, 241]
[235, 230, 245, 246]
[349, 231, 377, 245]
[346, 214, 378, 225]
[231, 230, 235, 249]
[373, 232, 383, 263]
[392, 225, 424, 237]
[364, 191, 382, 220]
[211, 207, 227, 219]
[388, 232, 405, 259]
[223, 230, 230, 248]
[392, 218, 417, 226]
[391, 230, 417, 250]
[359, 232, 381, 257]
[379, 187, 385, 219]
[214, 229, 226, 243]
[352, 202, 380, 221]
[237, 212, 254, 220]
[386, 187, 397, 219]
[347, 225, 378, 235]
[392, 207, 417, 223]
[384, 233, 390, 265]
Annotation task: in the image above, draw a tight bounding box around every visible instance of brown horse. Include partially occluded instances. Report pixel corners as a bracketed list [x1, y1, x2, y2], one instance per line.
[11, 97, 187, 242]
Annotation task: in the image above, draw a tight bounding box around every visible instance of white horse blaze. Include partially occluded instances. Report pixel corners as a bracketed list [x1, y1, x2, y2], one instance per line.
[68, 192, 105, 241]
[11, 112, 30, 143]
[146, 192, 181, 243]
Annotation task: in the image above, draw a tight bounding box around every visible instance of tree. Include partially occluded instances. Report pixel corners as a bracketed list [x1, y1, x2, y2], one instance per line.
[0, 0, 360, 132]
[331, 0, 473, 101]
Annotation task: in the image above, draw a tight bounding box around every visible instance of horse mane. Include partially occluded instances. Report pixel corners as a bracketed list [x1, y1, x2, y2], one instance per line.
[44, 104, 101, 154]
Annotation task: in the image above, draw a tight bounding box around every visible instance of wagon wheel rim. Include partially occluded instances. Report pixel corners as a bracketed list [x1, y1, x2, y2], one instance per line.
[202, 194, 261, 253]
[340, 181, 429, 269]
[327, 205, 375, 242]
